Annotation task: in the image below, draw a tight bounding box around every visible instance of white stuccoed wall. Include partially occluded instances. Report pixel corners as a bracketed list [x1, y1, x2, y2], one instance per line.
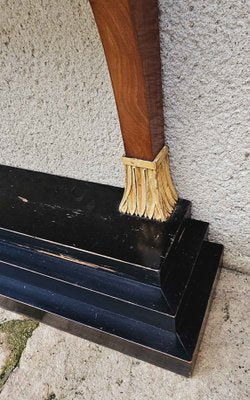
[0, 0, 249, 272]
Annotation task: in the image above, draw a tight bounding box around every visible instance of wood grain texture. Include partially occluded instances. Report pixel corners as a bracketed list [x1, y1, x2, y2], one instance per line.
[89, 0, 165, 160]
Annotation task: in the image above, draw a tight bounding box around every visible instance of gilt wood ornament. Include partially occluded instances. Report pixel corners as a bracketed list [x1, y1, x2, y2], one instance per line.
[119, 146, 178, 221]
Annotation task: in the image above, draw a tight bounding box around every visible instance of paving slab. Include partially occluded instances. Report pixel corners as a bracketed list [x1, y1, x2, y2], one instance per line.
[0, 268, 249, 400]
[0, 307, 23, 369]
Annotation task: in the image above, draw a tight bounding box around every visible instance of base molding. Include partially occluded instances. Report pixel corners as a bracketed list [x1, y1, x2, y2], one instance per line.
[0, 165, 223, 376]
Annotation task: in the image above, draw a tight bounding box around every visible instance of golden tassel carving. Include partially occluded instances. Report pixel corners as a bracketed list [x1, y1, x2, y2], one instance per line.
[119, 146, 178, 222]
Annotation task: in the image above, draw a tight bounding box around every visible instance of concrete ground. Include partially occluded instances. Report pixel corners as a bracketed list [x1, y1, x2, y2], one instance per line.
[0, 267, 248, 400]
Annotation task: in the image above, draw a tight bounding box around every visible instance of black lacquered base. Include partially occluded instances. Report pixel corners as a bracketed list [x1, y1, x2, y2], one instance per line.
[0, 166, 223, 376]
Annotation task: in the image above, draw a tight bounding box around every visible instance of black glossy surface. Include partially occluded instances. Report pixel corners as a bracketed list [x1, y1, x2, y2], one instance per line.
[0, 165, 223, 376]
[0, 240, 222, 376]
[0, 165, 191, 285]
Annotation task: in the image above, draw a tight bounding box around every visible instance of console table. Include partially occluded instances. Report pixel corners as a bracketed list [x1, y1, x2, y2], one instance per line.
[0, 0, 223, 376]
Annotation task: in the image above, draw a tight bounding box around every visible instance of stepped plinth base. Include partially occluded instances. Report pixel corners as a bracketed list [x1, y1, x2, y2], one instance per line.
[0, 165, 223, 376]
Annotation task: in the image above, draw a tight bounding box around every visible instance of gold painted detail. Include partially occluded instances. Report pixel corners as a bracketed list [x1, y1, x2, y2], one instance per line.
[119, 146, 178, 221]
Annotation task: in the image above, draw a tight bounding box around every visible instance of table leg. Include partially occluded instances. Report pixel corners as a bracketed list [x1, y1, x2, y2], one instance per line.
[90, 0, 177, 220]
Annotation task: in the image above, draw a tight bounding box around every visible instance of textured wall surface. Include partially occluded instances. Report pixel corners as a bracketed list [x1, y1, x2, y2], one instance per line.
[0, 0, 249, 272]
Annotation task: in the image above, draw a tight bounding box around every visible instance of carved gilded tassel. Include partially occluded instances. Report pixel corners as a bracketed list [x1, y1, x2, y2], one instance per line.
[119, 146, 178, 221]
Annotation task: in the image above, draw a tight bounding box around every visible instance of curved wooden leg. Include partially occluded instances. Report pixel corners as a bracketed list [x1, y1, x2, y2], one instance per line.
[89, 0, 178, 220]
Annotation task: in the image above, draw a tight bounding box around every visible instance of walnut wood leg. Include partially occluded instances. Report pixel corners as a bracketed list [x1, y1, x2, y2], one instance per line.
[89, 0, 178, 220]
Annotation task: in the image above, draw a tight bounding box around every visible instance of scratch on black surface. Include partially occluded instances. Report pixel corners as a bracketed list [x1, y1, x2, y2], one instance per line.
[17, 196, 28, 203]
